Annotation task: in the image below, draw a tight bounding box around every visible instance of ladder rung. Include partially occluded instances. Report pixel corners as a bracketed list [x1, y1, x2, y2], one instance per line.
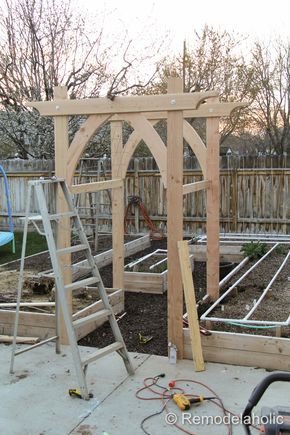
[73, 309, 111, 329]
[48, 211, 76, 220]
[65, 277, 100, 292]
[82, 342, 123, 367]
[14, 336, 58, 356]
[57, 244, 88, 255]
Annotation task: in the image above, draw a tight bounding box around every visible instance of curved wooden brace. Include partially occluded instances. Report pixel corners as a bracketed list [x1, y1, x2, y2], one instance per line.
[122, 114, 167, 187]
[183, 120, 207, 178]
[120, 119, 158, 179]
[67, 114, 111, 183]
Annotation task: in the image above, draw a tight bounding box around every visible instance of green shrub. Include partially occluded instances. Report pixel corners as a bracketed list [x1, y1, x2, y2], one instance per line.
[241, 241, 267, 259]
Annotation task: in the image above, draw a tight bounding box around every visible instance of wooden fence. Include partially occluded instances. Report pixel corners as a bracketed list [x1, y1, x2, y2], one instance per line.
[0, 156, 289, 234]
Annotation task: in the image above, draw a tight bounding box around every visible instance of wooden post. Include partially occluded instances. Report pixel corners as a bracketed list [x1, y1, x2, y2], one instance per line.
[167, 77, 184, 359]
[54, 86, 71, 344]
[111, 121, 124, 289]
[206, 97, 220, 301]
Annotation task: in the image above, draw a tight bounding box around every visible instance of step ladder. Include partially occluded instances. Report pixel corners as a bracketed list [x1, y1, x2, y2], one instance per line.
[10, 177, 134, 400]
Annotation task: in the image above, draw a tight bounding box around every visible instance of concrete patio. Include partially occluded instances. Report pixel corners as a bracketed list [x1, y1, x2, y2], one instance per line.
[0, 343, 289, 435]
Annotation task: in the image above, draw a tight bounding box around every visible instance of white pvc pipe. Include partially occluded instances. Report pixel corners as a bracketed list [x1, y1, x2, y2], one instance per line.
[149, 256, 167, 270]
[200, 243, 279, 320]
[201, 315, 288, 326]
[243, 250, 290, 320]
[219, 257, 249, 290]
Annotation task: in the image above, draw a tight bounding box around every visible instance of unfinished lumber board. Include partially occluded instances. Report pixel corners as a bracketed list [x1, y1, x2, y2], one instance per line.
[111, 120, 124, 289]
[183, 180, 211, 195]
[183, 329, 290, 371]
[0, 310, 55, 339]
[43, 235, 150, 281]
[167, 77, 184, 358]
[30, 91, 218, 116]
[206, 98, 220, 301]
[0, 335, 40, 344]
[0, 302, 55, 308]
[70, 179, 123, 194]
[178, 241, 204, 371]
[54, 86, 71, 344]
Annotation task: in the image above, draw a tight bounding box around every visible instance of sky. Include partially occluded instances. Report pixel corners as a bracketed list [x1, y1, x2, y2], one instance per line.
[83, 0, 290, 53]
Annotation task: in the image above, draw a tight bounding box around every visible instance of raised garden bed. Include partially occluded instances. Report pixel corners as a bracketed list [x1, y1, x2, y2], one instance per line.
[124, 247, 194, 294]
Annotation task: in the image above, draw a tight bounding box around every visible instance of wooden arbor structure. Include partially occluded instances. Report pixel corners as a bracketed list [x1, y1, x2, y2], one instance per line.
[31, 78, 245, 358]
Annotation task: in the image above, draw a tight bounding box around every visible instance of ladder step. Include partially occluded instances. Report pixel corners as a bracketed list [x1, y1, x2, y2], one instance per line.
[65, 277, 100, 292]
[82, 342, 123, 367]
[73, 309, 111, 329]
[48, 211, 76, 220]
[57, 244, 88, 255]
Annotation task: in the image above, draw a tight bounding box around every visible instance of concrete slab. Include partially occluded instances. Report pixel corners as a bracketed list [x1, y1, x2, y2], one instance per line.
[0, 344, 289, 435]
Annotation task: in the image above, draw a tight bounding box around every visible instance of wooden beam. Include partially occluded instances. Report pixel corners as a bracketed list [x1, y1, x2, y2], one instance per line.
[54, 86, 71, 344]
[183, 120, 207, 177]
[29, 91, 219, 116]
[183, 329, 290, 371]
[111, 121, 124, 289]
[67, 114, 110, 183]
[122, 114, 167, 187]
[0, 335, 40, 344]
[178, 241, 205, 371]
[183, 180, 211, 195]
[206, 97, 220, 301]
[70, 179, 123, 194]
[167, 77, 184, 359]
[120, 120, 158, 179]
[109, 102, 248, 121]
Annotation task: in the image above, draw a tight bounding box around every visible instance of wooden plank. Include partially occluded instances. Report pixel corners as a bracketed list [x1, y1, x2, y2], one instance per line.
[70, 179, 123, 194]
[206, 97, 220, 301]
[54, 86, 71, 344]
[183, 120, 207, 177]
[167, 77, 184, 359]
[178, 241, 204, 371]
[0, 310, 55, 327]
[110, 102, 248, 121]
[183, 180, 211, 195]
[124, 271, 164, 294]
[67, 114, 110, 183]
[183, 329, 290, 371]
[120, 120, 158, 179]
[111, 121, 124, 289]
[122, 114, 167, 187]
[30, 91, 219, 116]
[0, 335, 40, 344]
[189, 244, 244, 262]
[52, 235, 151, 281]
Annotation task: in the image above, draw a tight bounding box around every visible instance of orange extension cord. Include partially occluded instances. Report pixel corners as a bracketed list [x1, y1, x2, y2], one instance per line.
[135, 374, 259, 435]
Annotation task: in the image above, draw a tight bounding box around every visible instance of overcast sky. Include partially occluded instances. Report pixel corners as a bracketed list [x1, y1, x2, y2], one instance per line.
[83, 0, 289, 52]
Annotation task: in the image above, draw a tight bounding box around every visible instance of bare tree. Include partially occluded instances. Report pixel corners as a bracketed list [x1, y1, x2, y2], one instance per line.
[0, 0, 164, 158]
[249, 39, 290, 155]
[149, 26, 254, 146]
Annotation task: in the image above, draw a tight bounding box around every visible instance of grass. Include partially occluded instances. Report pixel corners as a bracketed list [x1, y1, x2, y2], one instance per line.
[0, 231, 47, 265]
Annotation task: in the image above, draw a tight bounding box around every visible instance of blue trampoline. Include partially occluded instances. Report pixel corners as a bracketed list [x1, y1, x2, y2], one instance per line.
[0, 164, 15, 253]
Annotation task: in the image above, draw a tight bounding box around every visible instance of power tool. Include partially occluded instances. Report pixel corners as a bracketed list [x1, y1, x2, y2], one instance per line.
[242, 372, 290, 434]
[173, 394, 215, 411]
